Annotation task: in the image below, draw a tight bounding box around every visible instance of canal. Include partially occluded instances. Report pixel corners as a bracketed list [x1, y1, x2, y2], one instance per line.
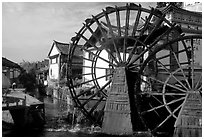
[2, 94, 123, 137]
[2, 92, 151, 137]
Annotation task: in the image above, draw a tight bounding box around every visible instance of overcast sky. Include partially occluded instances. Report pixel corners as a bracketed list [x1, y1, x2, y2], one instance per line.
[2, 2, 157, 63]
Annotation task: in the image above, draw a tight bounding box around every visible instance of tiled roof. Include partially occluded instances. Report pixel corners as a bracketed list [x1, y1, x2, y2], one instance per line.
[48, 40, 83, 57]
[54, 40, 69, 55]
[2, 57, 22, 69]
[157, 4, 202, 15]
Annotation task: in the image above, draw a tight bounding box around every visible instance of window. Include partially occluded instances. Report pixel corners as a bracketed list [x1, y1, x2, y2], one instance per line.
[10, 70, 13, 78]
[50, 69, 52, 76]
[51, 57, 58, 64]
[89, 53, 94, 60]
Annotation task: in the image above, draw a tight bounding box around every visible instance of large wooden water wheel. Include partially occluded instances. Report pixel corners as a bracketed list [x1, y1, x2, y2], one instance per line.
[138, 35, 202, 136]
[67, 3, 186, 135]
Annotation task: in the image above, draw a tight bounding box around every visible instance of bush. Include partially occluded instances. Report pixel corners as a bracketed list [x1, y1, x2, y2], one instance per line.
[18, 71, 36, 92]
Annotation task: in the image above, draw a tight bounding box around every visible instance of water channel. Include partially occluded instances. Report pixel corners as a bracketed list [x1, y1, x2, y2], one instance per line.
[2, 93, 127, 137]
[2, 91, 152, 137]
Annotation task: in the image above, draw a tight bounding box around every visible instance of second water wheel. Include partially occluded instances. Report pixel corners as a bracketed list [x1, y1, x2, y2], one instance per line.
[138, 35, 202, 136]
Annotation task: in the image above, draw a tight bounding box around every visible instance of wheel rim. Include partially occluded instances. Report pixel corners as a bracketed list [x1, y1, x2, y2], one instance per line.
[67, 3, 183, 125]
[139, 35, 202, 136]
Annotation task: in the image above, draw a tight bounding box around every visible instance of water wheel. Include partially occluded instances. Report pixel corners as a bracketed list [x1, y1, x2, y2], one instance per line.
[138, 35, 202, 136]
[67, 3, 183, 132]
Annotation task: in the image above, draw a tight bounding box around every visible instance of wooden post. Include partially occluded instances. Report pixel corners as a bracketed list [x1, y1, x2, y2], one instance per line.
[174, 91, 202, 137]
[102, 67, 133, 135]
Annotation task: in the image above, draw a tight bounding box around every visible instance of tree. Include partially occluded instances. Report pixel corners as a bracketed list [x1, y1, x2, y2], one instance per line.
[18, 70, 37, 92]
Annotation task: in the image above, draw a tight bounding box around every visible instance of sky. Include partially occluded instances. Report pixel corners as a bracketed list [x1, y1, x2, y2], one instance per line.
[2, 2, 157, 63]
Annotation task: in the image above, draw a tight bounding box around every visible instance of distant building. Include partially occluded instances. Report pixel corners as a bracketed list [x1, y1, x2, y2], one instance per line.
[47, 40, 83, 87]
[2, 57, 23, 88]
[36, 59, 49, 86]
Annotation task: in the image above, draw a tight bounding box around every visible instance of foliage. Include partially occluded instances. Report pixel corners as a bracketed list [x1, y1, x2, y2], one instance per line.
[19, 59, 49, 73]
[18, 59, 48, 91]
[18, 70, 37, 92]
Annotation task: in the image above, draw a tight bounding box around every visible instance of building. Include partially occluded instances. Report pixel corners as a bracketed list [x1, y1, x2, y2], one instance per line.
[47, 40, 83, 87]
[160, 3, 202, 67]
[35, 59, 49, 86]
[2, 57, 23, 88]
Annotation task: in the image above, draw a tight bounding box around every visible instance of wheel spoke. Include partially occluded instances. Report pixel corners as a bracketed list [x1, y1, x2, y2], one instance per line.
[71, 64, 111, 70]
[92, 15, 108, 40]
[141, 91, 186, 96]
[156, 58, 189, 90]
[171, 101, 184, 118]
[152, 101, 183, 133]
[142, 13, 164, 44]
[141, 96, 184, 115]
[171, 73, 189, 91]
[81, 80, 112, 106]
[102, 9, 115, 38]
[80, 46, 117, 67]
[157, 61, 190, 68]
[127, 9, 155, 64]
[171, 51, 191, 89]
[132, 4, 141, 36]
[72, 73, 112, 88]
[127, 9, 154, 64]
[73, 86, 96, 98]
[198, 86, 202, 91]
[191, 38, 195, 89]
[128, 62, 144, 69]
[128, 24, 176, 66]
[103, 10, 123, 63]
[83, 23, 119, 65]
[149, 77, 187, 93]
[88, 96, 105, 115]
[115, 6, 121, 36]
[138, 9, 154, 38]
[153, 114, 172, 133]
[149, 103, 160, 117]
[163, 96, 185, 106]
[195, 73, 202, 90]
[123, 4, 130, 62]
[151, 95, 163, 105]
[78, 33, 98, 50]
[157, 47, 191, 61]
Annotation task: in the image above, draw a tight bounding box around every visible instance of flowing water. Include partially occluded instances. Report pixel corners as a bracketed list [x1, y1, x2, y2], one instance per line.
[2, 92, 151, 137]
[2, 94, 110, 137]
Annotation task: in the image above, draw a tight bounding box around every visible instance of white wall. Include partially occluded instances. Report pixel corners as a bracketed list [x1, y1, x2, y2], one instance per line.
[83, 50, 109, 87]
[49, 45, 60, 80]
[49, 63, 59, 80]
[50, 45, 59, 56]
